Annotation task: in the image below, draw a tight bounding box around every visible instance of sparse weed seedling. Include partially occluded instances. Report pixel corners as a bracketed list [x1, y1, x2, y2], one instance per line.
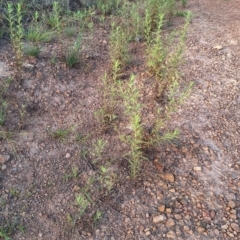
[63, 166, 79, 180]
[93, 209, 104, 226]
[93, 138, 107, 160]
[75, 194, 90, 216]
[99, 165, 116, 192]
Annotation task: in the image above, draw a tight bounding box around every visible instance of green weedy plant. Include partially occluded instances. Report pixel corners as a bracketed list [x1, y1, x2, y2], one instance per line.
[6, 2, 24, 67]
[120, 75, 145, 178]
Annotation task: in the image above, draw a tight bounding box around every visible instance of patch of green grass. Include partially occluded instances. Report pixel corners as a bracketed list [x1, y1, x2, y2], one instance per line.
[0, 129, 16, 143]
[47, 127, 71, 141]
[63, 26, 76, 37]
[65, 32, 82, 67]
[25, 11, 54, 43]
[26, 23, 54, 43]
[0, 101, 8, 126]
[0, 224, 13, 240]
[24, 43, 40, 57]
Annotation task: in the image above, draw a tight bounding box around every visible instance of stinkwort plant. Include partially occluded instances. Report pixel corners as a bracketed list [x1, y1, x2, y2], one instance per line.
[6, 2, 24, 67]
[146, 13, 166, 77]
[120, 75, 145, 178]
[96, 0, 121, 15]
[109, 23, 129, 77]
[48, 1, 62, 32]
[144, 10, 193, 148]
[95, 73, 117, 130]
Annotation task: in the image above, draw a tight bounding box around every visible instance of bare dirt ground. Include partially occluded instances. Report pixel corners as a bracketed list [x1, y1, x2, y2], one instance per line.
[0, 0, 240, 239]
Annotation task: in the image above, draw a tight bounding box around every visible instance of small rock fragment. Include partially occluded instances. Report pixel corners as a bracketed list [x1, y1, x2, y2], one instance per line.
[158, 205, 165, 212]
[145, 231, 151, 236]
[1, 164, 7, 170]
[65, 153, 71, 159]
[213, 45, 223, 50]
[23, 63, 34, 69]
[153, 215, 166, 223]
[166, 208, 172, 213]
[193, 166, 202, 171]
[164, 173, 175, 182]
[174, 214, 182, 220]
[221, 224, 228, 230]
[166, 218, 175, 228]
[231, 223, 240, 233]
[0, 155, 10, 164]
[230, 214, 237, 219]
[197, 227, 205, 233]
[0, 155, 5, 164]
[166, 230, 176, 239]
[228, 201, 236, 208]
[183, 226, 190, 232]
[226, 193, 236, 201]
[73, 185, 80, 191]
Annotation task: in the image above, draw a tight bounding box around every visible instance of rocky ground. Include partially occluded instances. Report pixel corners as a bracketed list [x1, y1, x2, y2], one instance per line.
[0, 0, 240, 239]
